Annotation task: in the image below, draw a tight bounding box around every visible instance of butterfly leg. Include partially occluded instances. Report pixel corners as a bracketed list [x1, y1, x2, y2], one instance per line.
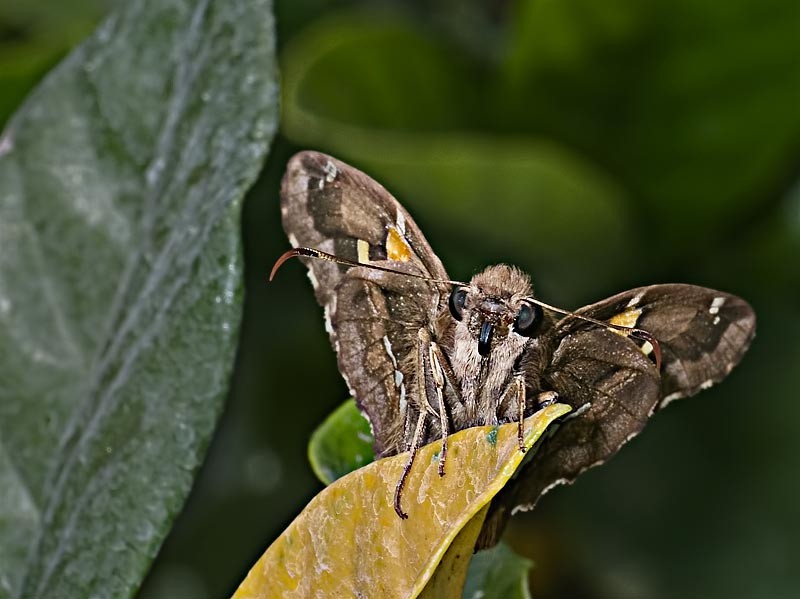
[498, 376, 527, 453]
[430, 342, 467, 464]
[393, 328, 439, 519]
[417, 329, 451, 477]
[428, 343, 449, 477]
[394, 409, 427, 519]
[429, 342, 462, 404]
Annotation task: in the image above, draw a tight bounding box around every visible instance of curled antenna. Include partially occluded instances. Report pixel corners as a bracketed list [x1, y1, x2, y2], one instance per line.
[270, 247, 467, 287]
[271, 246, 662, 370]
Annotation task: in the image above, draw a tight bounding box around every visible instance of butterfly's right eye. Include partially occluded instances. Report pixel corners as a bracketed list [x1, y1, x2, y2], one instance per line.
[449, 287, 468, 321]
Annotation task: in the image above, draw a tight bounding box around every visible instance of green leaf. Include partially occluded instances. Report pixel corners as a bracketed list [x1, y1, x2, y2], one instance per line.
[234, 404, 570, 599]
[308, 399, 375, 485]
[0, 0, 278, 597]
[462, 542, 533, 599]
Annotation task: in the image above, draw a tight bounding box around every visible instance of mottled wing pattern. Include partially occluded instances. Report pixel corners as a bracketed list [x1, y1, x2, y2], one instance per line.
[570, 284, 756, 407]
[478, 284, 755, 548]
[280, 151, 449, 455]
[543, 328, 662, 470]
[536, 330, 660, 493]
[509, 283, 755, 508]
[478, 329, 661, 548]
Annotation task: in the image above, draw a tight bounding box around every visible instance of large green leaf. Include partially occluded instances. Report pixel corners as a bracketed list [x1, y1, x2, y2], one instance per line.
[0, 0, 278, 597]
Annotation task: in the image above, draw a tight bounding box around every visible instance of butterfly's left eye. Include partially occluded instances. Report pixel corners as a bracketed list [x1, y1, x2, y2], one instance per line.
[449, 287, 468, 321]
[514, 302, 542, 336]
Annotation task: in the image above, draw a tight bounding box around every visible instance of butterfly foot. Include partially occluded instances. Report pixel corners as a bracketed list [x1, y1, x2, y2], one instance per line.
[394, 501, 409, 520]
[393, 483, 409, 520]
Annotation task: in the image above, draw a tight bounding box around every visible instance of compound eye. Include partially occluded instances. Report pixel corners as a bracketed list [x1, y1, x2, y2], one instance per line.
[514, 302, 542, 336]
[449, 287, 468, 321]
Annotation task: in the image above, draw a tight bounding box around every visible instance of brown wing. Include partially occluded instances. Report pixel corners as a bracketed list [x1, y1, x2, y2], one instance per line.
[478, 284, 755, 548]
[568, 284, 756, 407]
[280, 151, 449, 455]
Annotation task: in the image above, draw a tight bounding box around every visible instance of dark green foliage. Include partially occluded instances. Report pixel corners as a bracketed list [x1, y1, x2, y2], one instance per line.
[0, 1, 277, 597]
[308, 399, 374, 485]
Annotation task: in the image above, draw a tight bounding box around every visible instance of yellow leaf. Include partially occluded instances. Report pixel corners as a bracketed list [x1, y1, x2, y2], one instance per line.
[417, 504, 489, 599]
[233, 403, 570, 599]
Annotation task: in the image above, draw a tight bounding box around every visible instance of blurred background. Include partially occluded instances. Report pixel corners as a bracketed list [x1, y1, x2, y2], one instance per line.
[2, 0, 798, 597]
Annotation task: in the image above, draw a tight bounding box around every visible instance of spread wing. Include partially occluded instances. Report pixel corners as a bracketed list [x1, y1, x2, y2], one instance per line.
[280, 151, 449, 455]
[568, 283, 757, 407]
[478, 284, 755, 548]
[478, 328, 661, 548]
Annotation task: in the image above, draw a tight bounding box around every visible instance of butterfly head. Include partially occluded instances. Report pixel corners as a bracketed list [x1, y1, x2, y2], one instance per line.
[448, 265, 545, 357]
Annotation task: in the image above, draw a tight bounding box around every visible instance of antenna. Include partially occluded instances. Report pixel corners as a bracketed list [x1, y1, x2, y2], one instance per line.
[271, 246, 662, 370]
[270, 247, 467, 287]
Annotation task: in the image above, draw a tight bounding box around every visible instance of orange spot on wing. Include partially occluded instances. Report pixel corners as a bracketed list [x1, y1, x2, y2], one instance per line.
[386, 226, 412, 262]
[608, 308, 642, 330]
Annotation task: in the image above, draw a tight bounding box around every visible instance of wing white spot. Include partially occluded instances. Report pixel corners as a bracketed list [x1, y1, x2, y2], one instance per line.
[700, 379, 715, 390]
[323, 160, 338, 183]
[357, 239, 370, 264]
[624, 430, 642, 444]
[324, 303, 335, 337]
[661, 391, 683, 407]
[640, 340, 654, 356]
[564, 402, 592, 421]
[709, 296, 726, 315]
[382, 335, 407, 410]
[725, 362, 735, 374]
[399, 381, 407, 413]
[306, 269, 319, 290]
[382, 335, 397, 366]
[713, 315, 721, 325]
[511, 480, 569, 514]
[396, 209, 406, 235]
[288, 233, 299, 248]
[626, 292, 644, 308]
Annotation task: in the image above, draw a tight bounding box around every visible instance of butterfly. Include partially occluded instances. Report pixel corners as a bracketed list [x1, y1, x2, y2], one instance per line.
[272, 151, 756, 535]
